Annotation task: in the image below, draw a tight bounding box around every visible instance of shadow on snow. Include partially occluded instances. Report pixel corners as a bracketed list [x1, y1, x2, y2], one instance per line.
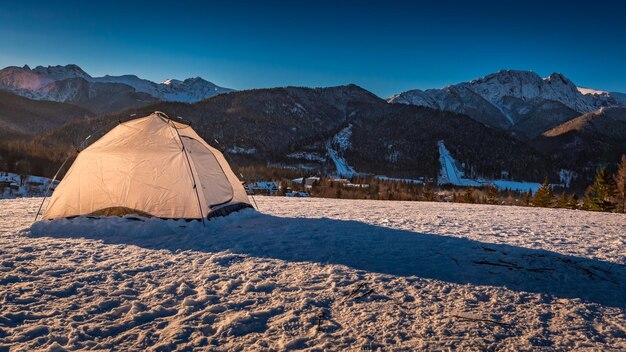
[29, 211, 625, 308]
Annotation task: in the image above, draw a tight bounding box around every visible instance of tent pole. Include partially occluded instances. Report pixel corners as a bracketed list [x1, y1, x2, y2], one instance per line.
[172, 120, 206, 227]
[213, 138, 260, 211]
[33, 119, 124, 223]
[33, 153, 74, 223]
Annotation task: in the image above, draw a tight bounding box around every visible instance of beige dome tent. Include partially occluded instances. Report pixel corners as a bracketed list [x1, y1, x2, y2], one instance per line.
[43, 112, 252, 220]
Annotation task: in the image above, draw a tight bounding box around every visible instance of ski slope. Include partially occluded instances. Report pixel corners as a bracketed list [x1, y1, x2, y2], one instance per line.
[437, 141, 542, 192]
[437, 141, 481, 187]
[1, 197, 625, 350]
[326, 125, 357, 177]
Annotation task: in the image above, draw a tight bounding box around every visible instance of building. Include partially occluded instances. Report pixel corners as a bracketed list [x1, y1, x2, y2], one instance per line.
[246, 181, 280, 195]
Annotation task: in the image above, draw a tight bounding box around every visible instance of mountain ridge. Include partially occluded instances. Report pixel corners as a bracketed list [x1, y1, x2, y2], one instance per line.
[389, 70, 625, 138]
[1, 66, 624, 190]
[0, 64, 234, 114]
[28, 84, 557, 183]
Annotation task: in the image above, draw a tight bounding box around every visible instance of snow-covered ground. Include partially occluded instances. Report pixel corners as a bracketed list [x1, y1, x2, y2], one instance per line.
[1, 197, 625, 351]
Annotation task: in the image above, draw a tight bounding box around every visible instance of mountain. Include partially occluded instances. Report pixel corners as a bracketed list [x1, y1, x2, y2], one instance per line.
[35, 85, 556, 182]
[0, 89, 92, 138]
[92, 75, 233, 103]
[389, 70, 624, 138]
[535, 107, 626, 171]
[0, 64, 233, 114]
[3, 65, 620, 186]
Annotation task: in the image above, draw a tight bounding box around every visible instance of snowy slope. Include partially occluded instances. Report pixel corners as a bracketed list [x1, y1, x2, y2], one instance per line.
[437, 141, 481, 187]
[94, 75, 234, 103]
[437, 141, 541, 192]
[610, 91, 626, 105]
[31, 64, 91, 81]
[391, 70, 623, 115]
[577, 86, 608, 96]
[466, 71, 605, 115]
[0, 197, 624, 350]
[389, 70, 625, 133]
[325, 125, 357, 177]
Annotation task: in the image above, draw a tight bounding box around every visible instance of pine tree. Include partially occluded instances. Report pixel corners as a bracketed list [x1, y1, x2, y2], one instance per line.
[463, 189, 474, 203]
[524, 190, 532, 206]
[583, 167, 615, 212]
[614, 154, 626, 213]
[486, 185, 499, 204]
[557, 193, 568, 208]
[532, 179, 552, 207]
[567, 193, 578, 210]
[423, 185, 434, 201]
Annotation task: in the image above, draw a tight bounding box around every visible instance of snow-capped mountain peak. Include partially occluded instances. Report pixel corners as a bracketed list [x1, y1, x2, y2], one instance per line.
[577, 86, 609, 96]
[0, 64, 234, 108]
[162, 78, 180, 85]
[463, 70, 586, 110]
[389, 70, 624, 135]
[31, 64, 92, 80]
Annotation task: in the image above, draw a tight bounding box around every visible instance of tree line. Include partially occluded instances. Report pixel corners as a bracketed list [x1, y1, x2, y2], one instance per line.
[531, 154, 626, 213]
[247, 154, 626, 214]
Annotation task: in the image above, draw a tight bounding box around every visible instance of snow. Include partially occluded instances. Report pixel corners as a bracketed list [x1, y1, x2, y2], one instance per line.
[375, 175, 424, 184]
[437, 141, 482, 187]
[162, 79, 178, 85]
[0, 172, 57, 199]
[326, 125, 357, 177]
[0, 64, 233, 104]
[488, 180, 541, 193]
[246, 182, 279, 190]
[559, 169, 577, 189]
[0, 197, 624, 350]
[227, 146, 257, 155]
[326, 147, 356, 177]
[31, 64, 91, 81]
[286, 151, 326, 163]
[389, 70, 625, 123]
[246, 182, 279, 194]
[577, 86, 608, 96]
[331, 124, 353, 151]
[437, 141, 542, 192]
[387, 89, 437, 108]
[291, 177, 320, 185]
[468, 71, 603, 114]
[385, 150, 400, 162]
[284, 191, 310, 197]
[610, 91, 626, 105]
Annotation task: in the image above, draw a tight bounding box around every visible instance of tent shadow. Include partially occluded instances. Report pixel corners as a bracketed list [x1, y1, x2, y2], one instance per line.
[29, 212, 626, 308]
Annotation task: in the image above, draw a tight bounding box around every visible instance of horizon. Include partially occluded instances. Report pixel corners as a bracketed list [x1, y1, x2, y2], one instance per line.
[3, 63, 618, 98]
[2, 0, 626, 97]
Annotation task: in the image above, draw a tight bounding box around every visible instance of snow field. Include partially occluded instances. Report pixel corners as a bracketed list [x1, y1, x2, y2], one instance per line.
[0, 197, 624, 351]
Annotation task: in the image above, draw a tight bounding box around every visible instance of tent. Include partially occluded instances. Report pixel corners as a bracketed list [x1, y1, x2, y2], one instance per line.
[43, 112, 252, 220]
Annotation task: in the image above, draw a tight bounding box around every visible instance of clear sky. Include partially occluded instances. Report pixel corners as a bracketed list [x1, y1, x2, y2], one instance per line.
[1, 0, 625, 97]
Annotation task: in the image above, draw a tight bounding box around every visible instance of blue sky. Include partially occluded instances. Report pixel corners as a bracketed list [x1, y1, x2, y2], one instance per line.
[1, 0, 625, 97]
